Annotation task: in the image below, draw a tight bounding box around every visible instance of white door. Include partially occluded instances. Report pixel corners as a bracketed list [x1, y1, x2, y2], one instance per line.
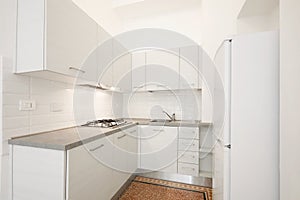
[230, 31, 279, 200]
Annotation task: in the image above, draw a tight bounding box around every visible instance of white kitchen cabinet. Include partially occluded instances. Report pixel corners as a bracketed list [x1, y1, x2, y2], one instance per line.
[178, 127, 199, 140]
[179, 46, 201, 89]
[112, 126, 138, 191]
[112, 40, 132, 92]
[178, 151, 199, 164]
[146, 49, 180, 91]
[132, 51, 147, 91]
[140, 126, 178, 173]
[12, 146, 65, 200]
[11, 126, 139, 200]
[67, 135, 115, 200]
[16, 0, 98, 83]
[126, 126, 139, 173]
[178, 162, 199, 177]
[178, 138, 199, 152]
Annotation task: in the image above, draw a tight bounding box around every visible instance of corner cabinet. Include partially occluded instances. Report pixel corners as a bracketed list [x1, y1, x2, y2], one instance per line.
[16, 0, 99, 83]
[11, 126, 139, 200]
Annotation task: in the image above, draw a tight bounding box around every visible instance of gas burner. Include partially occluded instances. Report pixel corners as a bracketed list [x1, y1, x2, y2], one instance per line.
[82, 119, 128, 128]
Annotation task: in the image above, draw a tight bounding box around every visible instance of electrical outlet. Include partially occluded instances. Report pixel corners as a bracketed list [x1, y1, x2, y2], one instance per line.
[50, 103, 64, 112]
[19, 100, 36, 111]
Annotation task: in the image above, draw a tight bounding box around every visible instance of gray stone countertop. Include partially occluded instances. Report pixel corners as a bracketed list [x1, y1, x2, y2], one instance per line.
[8, 119, 212, 151]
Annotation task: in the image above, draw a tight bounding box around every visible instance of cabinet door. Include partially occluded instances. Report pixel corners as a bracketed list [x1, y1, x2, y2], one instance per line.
[113, 40, 132, 92]
[126, 126, 139, 173]
[132, 51, 146, 91]
[46, 0, 98, 81]
[146, 49, 179, 90]
[112, 130, 131, 192]
[97, 35, 113, 87]
[67, 135, 114, 200]
[140, 126, 178, 173]
[180, 46, 199, 89]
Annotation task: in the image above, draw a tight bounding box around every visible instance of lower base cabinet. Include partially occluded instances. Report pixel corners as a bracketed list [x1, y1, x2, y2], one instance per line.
[140, 126, 178, 173]
[11, 126, 138, 200]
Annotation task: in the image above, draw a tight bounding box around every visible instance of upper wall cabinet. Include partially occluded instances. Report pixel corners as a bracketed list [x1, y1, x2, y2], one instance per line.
[16, 0, 99, 83]
[146, 49, 180, 91]
[179, 46, 202, 89]
[131, 47, 202, 92]
[131, 51, 146, 91]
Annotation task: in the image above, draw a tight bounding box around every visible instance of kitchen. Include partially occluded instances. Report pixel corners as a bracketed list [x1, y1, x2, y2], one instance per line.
[0, 0, 299, 200]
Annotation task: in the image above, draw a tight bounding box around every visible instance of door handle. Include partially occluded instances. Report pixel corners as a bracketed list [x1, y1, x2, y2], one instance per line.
[224, 144, 231, 149]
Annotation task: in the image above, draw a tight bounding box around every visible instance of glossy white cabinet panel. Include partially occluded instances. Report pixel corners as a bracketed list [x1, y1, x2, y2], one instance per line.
[178, 138, 199, 152]
[178, 162, 199, 177]
[179, 46, 199, 89]
[178, 151, 199, 164]
[132, 51, 146, 91]
[12, 145, 65, 200]
[16, 0, 99, 83]
[113, 41, 132, 92]
[140, 126, 178, 173]
[146, 49, 179, 90]
[67, 135, 114, 200]
[178, 127, 199, 139]
[11, 127, 139, 200]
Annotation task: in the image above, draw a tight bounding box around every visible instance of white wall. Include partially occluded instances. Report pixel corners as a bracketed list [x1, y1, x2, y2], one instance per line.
[123, 90, 202, 121]
[237, 3, 279, 34]
[280, 0, 300, 199]
[201, 0, 246, 58]
[73, 0, 124, 35]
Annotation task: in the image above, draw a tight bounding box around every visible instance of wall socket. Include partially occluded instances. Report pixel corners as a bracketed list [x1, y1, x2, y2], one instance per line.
[19, 100, 36, 111]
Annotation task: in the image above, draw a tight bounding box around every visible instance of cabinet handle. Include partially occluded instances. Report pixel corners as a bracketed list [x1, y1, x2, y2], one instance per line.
[69, 66, 86, 73]
[182, 166, 196, 171]
[129, 130, 137, 133]
[153, 129, 164, 132]
[117, 134, 126, 139]
[89, 144, 104, 152]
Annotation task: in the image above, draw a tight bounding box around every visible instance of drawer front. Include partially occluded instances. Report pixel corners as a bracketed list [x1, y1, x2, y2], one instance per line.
[178, 151, 199, 164]
[178, 163, 199, 176]
[178, 127, 199, 139]
[178, 139, 199, 151]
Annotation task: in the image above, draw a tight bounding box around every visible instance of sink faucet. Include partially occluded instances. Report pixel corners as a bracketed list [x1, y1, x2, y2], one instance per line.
[162, 110, 176, 121]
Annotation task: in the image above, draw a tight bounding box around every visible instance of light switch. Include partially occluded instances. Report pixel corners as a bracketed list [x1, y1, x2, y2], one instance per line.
[19, 100, 36, 111]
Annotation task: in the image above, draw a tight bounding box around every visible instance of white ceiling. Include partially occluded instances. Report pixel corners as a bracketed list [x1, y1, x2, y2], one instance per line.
[238, 0, 279, 18]
[113, 0, 202, 19]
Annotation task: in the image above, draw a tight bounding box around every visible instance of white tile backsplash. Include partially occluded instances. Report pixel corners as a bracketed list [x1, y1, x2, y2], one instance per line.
[1, 57, 123, 155]
[123, 90, 202, 120]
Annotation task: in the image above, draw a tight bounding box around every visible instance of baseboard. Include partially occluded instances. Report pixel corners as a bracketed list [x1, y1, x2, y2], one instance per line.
[111, 174, 137, 200]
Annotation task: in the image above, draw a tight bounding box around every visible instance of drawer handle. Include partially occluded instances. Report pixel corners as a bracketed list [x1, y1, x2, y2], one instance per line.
[182, 142, 196, 146]
[153, 129, 164, 132]
[89, 144, 104, 152]
[117, 134, 126, 139]
[69, 66, 86, 73]
[182, 166, 196, 171]
[129, 130, 137, 133]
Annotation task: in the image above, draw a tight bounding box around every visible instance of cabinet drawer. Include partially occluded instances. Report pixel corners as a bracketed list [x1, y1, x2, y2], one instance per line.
[178, 127, 199, 139]
[178, 151, 199, 164]
[178, 163, 199, 177]
[178, 139, 199, 151]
